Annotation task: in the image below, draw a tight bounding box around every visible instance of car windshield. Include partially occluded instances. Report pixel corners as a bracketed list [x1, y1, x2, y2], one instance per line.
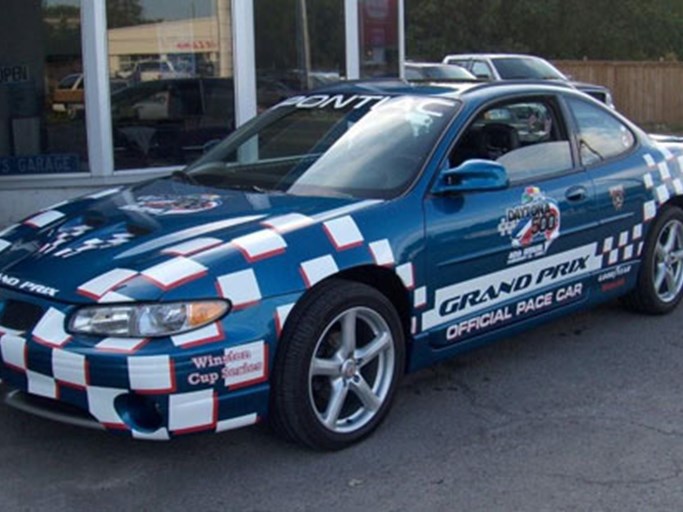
[184, 93, 459, 199]
[492, 57, 566, 80]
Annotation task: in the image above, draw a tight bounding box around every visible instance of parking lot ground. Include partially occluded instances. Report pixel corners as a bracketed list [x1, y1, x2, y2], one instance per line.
[3, 300, 683, 511]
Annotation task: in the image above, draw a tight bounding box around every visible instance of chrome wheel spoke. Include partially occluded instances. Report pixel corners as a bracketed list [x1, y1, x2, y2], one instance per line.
[311, 357, 341, 378]
[350, 376, 382, 412]
[340, 310, 357, 358]
[655, 263, 668, 291]
[666, 268, 677, 294]
[355, 332, 390, 367]
[323, 379, 348, 428]
[663, 226, 678, 253]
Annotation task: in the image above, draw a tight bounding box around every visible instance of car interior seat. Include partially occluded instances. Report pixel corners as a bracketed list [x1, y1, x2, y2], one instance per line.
[478, 123, 520, 160]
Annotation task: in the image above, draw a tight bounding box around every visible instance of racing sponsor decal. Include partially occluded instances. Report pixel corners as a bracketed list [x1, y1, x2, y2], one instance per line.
[422, 243, 602, 331]
[598, 263, 632, 292]
[276, 94, 457, 119]
[188, 340, 267, 389]
[0, 272, 59, 297]
[37, 222, 136, 259]
[120, 194, 221, 216]
[446, 282, 584, 342]
[498, 186, 561, 264]
[609, 185, 625, 210]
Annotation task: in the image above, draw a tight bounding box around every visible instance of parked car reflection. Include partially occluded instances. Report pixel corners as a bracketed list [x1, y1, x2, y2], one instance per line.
[111, 78, 235, 170]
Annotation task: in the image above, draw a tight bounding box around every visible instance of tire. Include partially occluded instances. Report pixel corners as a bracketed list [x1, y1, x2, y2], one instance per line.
[270, 279, 405, 450]
[622, 206, 683, 314]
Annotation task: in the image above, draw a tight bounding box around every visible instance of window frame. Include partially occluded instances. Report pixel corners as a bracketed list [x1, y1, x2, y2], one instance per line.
[442, 93, 583, 187]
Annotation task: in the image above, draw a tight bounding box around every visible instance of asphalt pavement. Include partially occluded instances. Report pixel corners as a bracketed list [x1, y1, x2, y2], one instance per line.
[2, 300, 683, 511]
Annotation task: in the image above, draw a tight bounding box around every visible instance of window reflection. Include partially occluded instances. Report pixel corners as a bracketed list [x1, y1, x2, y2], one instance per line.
[107, 0, 236, 170]
[0, 1, 88, 176]
[359, 0, 399, 78]
[255, 0, 345, 112]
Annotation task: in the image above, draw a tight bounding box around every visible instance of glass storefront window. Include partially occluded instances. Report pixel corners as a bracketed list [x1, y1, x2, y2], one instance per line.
[107, 0, 236, 170]
[255, 0, 345, 112]
[359, 0, 399, 78]
[0, 1, 88, 176]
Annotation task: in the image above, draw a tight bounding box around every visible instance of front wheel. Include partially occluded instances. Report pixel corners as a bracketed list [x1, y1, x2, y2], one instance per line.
[623, 206, 683, 314]
[270, 279, 405, 450]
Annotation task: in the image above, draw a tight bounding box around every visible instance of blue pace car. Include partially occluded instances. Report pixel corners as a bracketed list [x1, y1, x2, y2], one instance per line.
[1, 80, 683, 449]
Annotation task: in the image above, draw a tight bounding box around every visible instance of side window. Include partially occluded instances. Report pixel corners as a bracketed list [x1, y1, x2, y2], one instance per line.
[471, 61, 493, 79]
[449, 97, 574, 183]
[567, 98, 635, 166]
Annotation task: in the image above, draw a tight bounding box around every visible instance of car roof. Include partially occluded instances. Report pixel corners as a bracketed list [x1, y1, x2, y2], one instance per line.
[444, 53, 547, 61]
[313, 78, 576, 101]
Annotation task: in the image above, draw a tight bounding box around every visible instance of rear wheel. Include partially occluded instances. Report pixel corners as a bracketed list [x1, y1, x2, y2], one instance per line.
[270, 279, 405, 450]
[623, 206, 683, 314]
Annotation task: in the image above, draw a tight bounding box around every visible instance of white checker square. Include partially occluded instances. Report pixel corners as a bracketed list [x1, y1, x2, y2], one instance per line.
[632, 224, 643, 240]
[169, 389, 216, 433]
[414, 286, 427, 308]
[656, 184, 670, 204]
[623, 245, 634, 260]
[23, 210, 64, 228]
[87, 386, 127, 427]
[232, 229, 287, 262]
[262, 213, 313, 233]
[618, 231, 629, 247]
[608, 249, 619, 265]
[602, 237, 614, 253]
[78, 268, 138, 300]
[142, 257, 207, 289]
[32, 308, 71, 347]
[216, 413, 258, 433]
[411, 317, 418, 335]
[171, 322, 224, 348]
[132, 428, 170, 440]
[673, 179, 683, 195]
[323, 216, 364, 250]
[216, 269, 262, 309]
[396, 263, 415, 289]
[643, 153, 656, 168]
[369, 239, 395, 266]
[98, 291, 135, 303]
[659, 161, 671, 181]
[275, 303, 295, 335]
[661, 147, 674, 161]
[96, 337, 148, 354]
[26, 370, 58, 399]
[161, 237, 222, 257]
[643, 173, 654, 189]
[643, 200, 657, 221]
[0, 239, 9, 253]
[128, 355, 174, 393]
[300, 255, 339, 288]
[0, 334, 27, 371]
[52, 349, 88, 387]
[638, 242, 644, 256]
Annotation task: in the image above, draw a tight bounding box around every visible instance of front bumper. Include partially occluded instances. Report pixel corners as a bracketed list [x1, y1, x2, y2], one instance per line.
[0, 286, 294, 440]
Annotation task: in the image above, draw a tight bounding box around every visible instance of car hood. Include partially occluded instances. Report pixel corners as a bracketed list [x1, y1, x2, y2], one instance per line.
[0, 179, 381, 304]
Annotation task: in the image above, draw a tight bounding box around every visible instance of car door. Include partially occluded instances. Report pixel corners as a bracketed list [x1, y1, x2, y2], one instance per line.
[563, 96, 654, 295]
[421, 95, 602, 347]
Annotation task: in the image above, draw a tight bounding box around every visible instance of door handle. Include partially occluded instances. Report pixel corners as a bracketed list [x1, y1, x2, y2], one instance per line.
[565, 185, 588, 202]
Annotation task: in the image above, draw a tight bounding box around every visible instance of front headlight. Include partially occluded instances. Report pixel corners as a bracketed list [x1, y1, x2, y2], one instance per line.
[68, 300, 230, 338]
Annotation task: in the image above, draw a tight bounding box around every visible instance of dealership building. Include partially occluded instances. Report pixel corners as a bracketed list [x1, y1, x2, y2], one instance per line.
[0, 0, 404, 224]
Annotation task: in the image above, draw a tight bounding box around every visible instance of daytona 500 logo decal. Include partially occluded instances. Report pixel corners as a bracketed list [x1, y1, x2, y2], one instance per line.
[421, 243, 602, 330]
[498, 186, 561, 264]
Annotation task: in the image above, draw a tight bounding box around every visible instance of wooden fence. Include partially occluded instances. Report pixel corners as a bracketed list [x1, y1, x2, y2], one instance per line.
[553, 60, 683, 127]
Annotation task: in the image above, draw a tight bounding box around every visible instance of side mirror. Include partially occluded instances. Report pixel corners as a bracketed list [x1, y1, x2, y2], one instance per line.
[433, 159, 509, 194]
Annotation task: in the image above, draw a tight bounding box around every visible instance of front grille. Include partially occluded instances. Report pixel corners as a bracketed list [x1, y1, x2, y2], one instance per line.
[0, 299, 45, 331]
